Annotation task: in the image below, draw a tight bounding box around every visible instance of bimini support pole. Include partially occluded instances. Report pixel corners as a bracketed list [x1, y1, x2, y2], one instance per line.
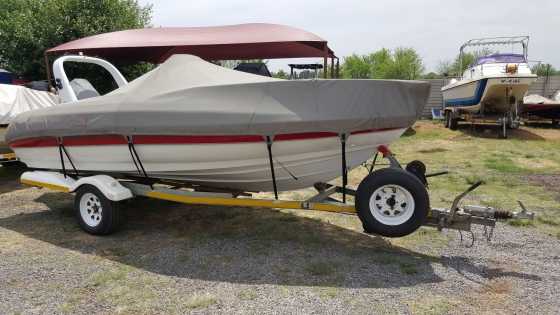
[266, 136, 278, 200]
[340, 133, 348, 203]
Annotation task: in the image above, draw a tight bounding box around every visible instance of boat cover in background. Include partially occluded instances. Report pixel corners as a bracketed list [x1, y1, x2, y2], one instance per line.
[6, 55, 430, 142]
[523, 91, 560, 105]
[0, 84, 59, 125]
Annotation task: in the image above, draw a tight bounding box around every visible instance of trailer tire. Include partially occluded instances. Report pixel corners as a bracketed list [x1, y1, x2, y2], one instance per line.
[448, 115, 458, 130]
[444, 111, 450, 128]
[356, 168, 429, 237]
[74, 184, 122, 235]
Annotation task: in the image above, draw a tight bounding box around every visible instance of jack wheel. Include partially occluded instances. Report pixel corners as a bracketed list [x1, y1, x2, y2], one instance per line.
[356, 168, 429, 237]
[74, 184, 122, 235]
[405, 160, 427, 185]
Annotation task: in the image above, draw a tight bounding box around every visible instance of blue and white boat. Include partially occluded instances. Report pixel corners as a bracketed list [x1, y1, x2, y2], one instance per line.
[442, 36, 537, 116]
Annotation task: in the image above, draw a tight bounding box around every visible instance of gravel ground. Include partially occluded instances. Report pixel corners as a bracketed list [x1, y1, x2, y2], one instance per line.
[1, 166, 559, 314]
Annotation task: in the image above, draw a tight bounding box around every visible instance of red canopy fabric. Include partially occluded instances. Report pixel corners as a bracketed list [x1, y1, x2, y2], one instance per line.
[46, 23, 335, 63]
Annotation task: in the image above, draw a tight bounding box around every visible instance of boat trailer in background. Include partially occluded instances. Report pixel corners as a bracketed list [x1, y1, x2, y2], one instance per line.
[19, 146, 534, 243]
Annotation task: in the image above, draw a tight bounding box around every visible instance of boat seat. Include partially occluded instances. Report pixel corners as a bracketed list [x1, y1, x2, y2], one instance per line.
[70, 78, 100, 100]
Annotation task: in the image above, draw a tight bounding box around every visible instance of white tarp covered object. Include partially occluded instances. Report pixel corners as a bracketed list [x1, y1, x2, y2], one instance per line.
[6, 55, 430, 142]
[523, 90, 560, 105]
[0, 84, 58, 125]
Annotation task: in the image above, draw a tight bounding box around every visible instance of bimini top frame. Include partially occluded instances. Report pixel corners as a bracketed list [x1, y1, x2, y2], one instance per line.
[458, 35, 530, 74]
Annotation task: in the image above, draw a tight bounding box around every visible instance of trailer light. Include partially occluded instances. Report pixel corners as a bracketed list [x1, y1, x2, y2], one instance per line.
[506, 64, 518, 74]
[377, 145, 391, 157]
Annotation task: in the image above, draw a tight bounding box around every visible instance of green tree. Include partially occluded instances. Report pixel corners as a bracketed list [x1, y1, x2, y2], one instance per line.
[366, 48, 392, 79]
[272, 69, 288, 79]
[341, 54, 371, 79]
[531, 63, 557, 76]
[387, 47, 424, 80]
[421, 72, 443, 79]
[438, 48, 495, 77]
[341, 48, 424, 80]
[0, 0, 152, 81]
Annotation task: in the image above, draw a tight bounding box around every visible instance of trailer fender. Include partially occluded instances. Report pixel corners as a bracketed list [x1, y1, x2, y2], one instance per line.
[70, 175, 133, 202]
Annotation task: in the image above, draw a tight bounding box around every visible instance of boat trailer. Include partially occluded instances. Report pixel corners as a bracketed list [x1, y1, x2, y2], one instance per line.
[19, 147, 534, 242]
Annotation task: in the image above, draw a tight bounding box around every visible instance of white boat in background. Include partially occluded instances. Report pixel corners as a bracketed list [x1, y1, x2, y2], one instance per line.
[441, 36, 537, 132]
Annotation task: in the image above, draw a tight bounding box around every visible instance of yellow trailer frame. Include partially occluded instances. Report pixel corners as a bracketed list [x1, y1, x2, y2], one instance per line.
[21, 177, 357, 214]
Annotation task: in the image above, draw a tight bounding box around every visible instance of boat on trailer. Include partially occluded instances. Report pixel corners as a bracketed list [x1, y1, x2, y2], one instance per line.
[9, 24, 534, 238]
[441, 36, 537, 137]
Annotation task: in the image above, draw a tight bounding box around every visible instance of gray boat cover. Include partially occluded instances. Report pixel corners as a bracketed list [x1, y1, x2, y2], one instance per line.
[6, 55, 429, 143]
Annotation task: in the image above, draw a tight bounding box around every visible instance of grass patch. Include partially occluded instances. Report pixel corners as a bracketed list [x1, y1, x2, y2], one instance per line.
[484, 156, 527, 173]
[507, 219, 535, 227]
[314, 287, 339, 299]
[417, 147, 448, 154]
[237, 288, 258, 301]
[184, 293, 218, 309]
[90, 267, 129, 287]
[373, 252, 398, 265]
[537, 215, 560, 226]
[398, 262, 418, 275]
[409, 295, 457, 315]
[304, 261, 338, 276]
[389, 121, 560, 237]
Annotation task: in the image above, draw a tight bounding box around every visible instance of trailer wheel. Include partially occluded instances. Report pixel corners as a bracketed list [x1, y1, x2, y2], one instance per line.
[448, 115, 458, 130]
[74, 184, 121, 235]
[356, 168, 429, 237]
[444, 111, 450, 128]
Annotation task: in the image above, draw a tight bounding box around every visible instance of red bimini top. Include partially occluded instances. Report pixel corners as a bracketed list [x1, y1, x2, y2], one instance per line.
[46, 23, 335, 63]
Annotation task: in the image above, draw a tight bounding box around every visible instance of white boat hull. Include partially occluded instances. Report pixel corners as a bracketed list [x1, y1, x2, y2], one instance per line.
[11, 128, 406, 192]
[442, 76, 536, 114]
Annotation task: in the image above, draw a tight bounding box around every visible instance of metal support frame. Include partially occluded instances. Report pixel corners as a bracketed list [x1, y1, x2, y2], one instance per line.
[44, 53, 52, 90]
[126, 136, 150, 184]
[340, 134, 348, 203]
[57, 137, 79, 178]
[266, 136, 278, 200]
[335, 58, 340, 78]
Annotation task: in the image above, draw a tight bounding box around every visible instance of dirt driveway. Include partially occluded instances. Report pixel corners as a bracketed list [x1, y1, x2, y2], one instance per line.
[1, 164, 559, 314]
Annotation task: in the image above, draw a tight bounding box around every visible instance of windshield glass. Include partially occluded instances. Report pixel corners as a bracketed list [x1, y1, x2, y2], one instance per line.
[475, 53, 526, 65]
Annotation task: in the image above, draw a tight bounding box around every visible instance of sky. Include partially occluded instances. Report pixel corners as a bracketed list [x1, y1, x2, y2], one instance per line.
[139, 0, 560, 73]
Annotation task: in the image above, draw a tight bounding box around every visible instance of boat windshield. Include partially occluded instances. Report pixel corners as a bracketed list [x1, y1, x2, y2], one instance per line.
[475, 53, 526, 65]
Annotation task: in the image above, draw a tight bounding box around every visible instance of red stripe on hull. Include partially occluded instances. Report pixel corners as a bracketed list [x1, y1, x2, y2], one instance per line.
[9, 137, 58, 148]
[9, 127, 403, 148]
[133, 134, 264, 144]
[64, 135, 128, 146]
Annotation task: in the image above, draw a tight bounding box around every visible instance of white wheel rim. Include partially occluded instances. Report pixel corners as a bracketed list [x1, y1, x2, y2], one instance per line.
[369, 184, 415, 226]
[79, 193, 103, 227]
